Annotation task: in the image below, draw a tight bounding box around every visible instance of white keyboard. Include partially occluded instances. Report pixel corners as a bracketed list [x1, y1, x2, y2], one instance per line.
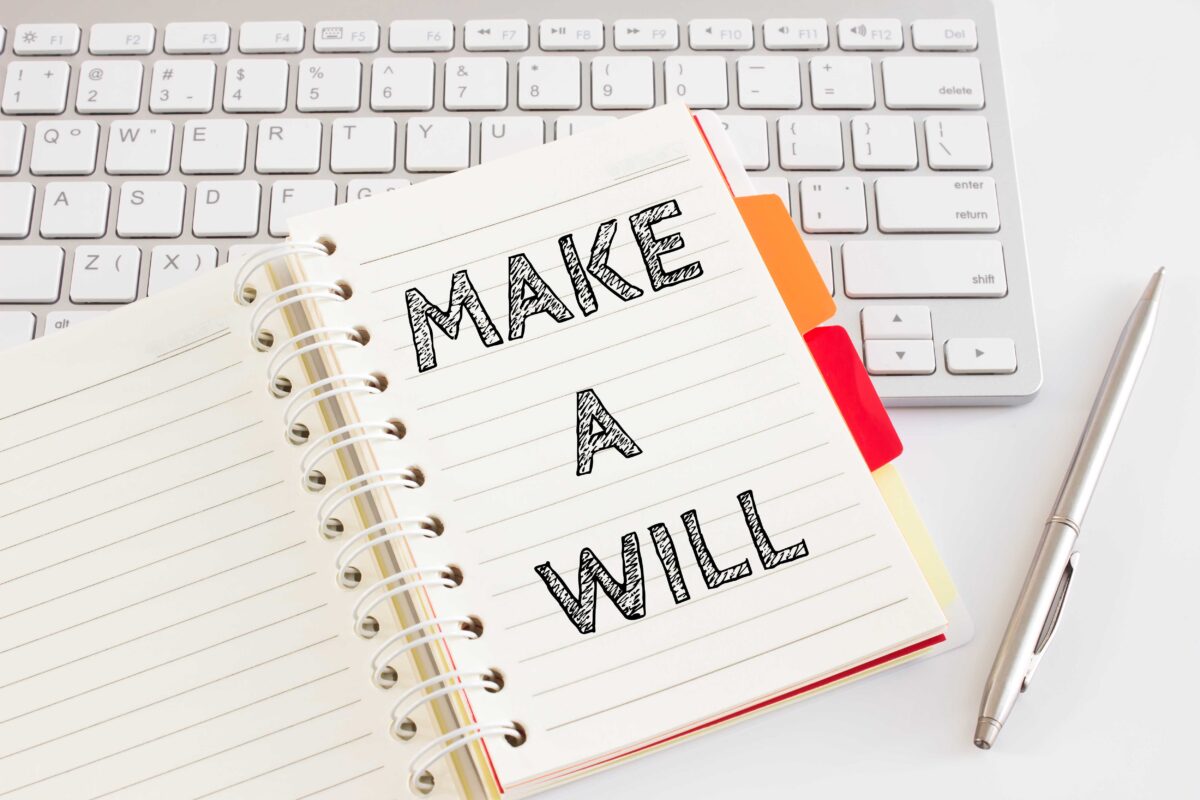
[0, 0, 1041, 405]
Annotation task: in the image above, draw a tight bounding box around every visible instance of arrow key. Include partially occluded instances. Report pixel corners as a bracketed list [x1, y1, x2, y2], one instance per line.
[945, 337, 1017, 374]
[865, 339, 935, 375]
[861, 305, 931, 340]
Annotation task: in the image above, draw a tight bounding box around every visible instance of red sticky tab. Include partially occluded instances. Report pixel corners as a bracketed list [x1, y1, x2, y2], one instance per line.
[804, 326, 902, 471]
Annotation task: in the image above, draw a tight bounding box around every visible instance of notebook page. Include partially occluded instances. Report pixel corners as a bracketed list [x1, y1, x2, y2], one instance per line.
[0, 271, 406, 799]
[287, 104, 946, 785]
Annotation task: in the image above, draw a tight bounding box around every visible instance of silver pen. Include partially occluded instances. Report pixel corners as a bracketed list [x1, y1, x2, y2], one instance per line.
[974, 268, 1165, 750]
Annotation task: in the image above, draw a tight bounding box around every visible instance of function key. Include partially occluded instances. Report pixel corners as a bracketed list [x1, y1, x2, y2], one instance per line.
[688, 19, 753, 50]
[164, 21, 230, 54]
[613, 19, 678, 50]
[89, 22, 156, 55]
[837, 18, 903, 51]
[912, 19, 978, 51]
[314, 20, 380, 52]
[389, 20, 453, 52]
[763, 19, 828, 50]
[239, 21, 304, 53]
[464, 19, 529, 51]
[13, 24, 81, 55]
[539, 19, 603, 50]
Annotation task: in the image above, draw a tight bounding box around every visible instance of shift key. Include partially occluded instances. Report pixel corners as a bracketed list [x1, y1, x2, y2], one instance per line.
[876, 176, 999, 232]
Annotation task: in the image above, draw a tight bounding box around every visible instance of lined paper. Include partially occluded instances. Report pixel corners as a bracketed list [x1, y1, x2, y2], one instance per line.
[287, 104, 946, 787]
[0, 272, 401, 799]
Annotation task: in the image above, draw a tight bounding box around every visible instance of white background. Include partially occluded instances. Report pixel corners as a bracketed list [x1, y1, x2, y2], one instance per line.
[555, 1, 1200, 796]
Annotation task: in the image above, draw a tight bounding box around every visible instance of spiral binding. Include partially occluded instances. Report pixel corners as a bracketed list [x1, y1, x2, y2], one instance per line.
[240, 240, 522, 794]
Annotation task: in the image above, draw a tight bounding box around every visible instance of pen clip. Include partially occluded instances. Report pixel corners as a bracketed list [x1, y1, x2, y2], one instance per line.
[1022, 551, 1080, 692]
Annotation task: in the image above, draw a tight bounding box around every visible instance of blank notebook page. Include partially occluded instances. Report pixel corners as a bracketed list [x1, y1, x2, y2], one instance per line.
[0, 272, 401, 799]
[288, 104, 947, 787]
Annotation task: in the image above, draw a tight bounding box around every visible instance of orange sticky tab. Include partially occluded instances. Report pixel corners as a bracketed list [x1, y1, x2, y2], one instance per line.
[735, 194, 836, 334]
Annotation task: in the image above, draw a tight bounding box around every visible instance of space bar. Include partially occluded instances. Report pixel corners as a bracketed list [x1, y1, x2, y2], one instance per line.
[842, 240, 1007, 298]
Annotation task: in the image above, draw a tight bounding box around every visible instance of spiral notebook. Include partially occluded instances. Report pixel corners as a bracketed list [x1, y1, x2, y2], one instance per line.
[0, 104, 953, 799]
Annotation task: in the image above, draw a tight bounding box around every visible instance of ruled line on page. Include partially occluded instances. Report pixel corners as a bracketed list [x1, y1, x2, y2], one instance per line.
[506, 505, 864, 632]
[154, 327, 232, 360]
[190, 733, 375, 800]
[614, 154, 691, 181]
[516, 534, 878, 664]
[292, 766, 386, 800]
[416, 296, 758, 411]
[445, 353, 787, 472]
[363, 156, 694, 266]
[0, 361, 242, 457]
[533, 566, 893, 696]
[452, 386, 808, 503]
[429, 326, 774, 441]
[543, 598, 910, 732]
[479, 445, 830, 566]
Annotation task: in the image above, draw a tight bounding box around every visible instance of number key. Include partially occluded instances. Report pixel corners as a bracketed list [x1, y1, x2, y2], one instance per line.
[664, 56, 728, 109]
[2, 62, 71, 115]
[149, 60, 216, 113]
[590, 57, 653, 109]
[444, 58, 507, 111]
[76, 60, 144, 114]
[297, 58, 361, 112]
[518, 57, 580, 110]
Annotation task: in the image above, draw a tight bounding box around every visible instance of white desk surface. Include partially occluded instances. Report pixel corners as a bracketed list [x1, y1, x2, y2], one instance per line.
[555, 1, 1200, 797]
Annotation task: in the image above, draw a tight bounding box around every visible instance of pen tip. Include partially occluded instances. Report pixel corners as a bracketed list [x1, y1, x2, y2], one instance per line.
[974, 718, 1001, 750]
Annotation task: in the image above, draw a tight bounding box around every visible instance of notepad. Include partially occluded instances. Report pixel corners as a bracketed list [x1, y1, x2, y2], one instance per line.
[0, 104, 948, 799]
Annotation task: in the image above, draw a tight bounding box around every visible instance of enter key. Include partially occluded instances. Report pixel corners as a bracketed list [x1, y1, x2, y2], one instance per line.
[875, 176, 999, 232]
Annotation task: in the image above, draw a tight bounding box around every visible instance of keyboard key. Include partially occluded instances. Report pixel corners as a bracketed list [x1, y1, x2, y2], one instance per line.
[518, 57, 581, 110]
[256, 119, 321, 173]
[614, 19, 678, 50]
[851, 115, 917, 169]
[314, 20, 378, 53]
[239, 21, 304, 53]
[540, 19, 603, 51]
[70, 245, 141, 303]
[269, 180, 336, 236]
[182, 119, 247, 174]
[912, 19, 978, 52]
[3, 62, 71, 114]
[665, 56, 727, 108]
[297, 58, 362, 111]
[689, 19, 753, 50]
[841, 240, 1007, 298]
[591, 57, 654, 109]
[405, 117, 470, 171]
[737, 56, 801, 109]
[865, 339, 935, 375]
[389, 20, 453, 52]
[925, 116, 992, 170]
[806, 241, 834, 294]
[0, 312, 34, 347]
[861, 306, 932, 339]
[837, 19, 903, 51]
[223, 59, 289, 112]
[371, 58, 434, 111]
[346, 178, 410, 201]
[810, 56, 874, 109]
[164, 22, 230, 54]
[0, 183, 35, 238]
[799, 177, 866, 233]
[331, 118, 396, 173]
[0, 122, 25, 174]
[464, 20, 529, 51]
[46, 310, 106, 333]
[31, 120, 100, 175]
[720, 115, 768, 169]
[778, 115, 843, 169]
[875, 176, 999, 232]
[149, 244, 218, 295]
[882, 57, 984, 109]
[945, 338, 1017, 374]
[116, 181, 186, 237]
[193, 180, 260, 237]
[89, 22, 156, 55]
[481, 116, 544, 162]
[12, 24, 80, 55]
[40, 182, 110, 238]
[749, 176, 790, 212]
[0, 246, 62, 302]
[555, 115, 617, 139]
[150, 60, 216, 113]
[77, 60, 143, 114]
[763, 19, 828, 50]
[0, 27, 5, 55]
[445, 58, 508, 111]
[107, 120, 173, 174]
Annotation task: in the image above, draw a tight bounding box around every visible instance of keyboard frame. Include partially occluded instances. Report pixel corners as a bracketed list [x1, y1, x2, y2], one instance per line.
[0, 0, 1041, 406]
